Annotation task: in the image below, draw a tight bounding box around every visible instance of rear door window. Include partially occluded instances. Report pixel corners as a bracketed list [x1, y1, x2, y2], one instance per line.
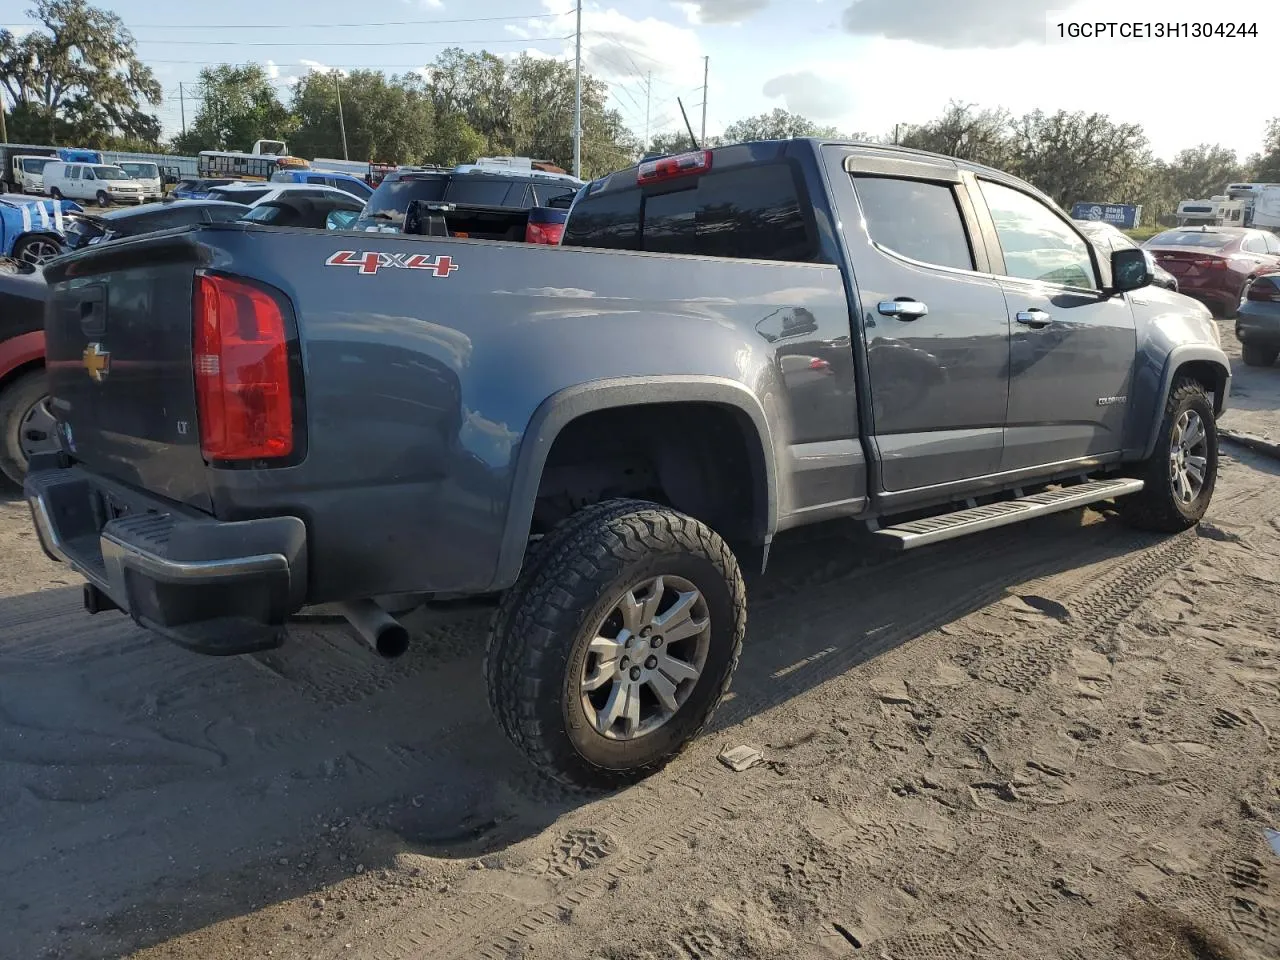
[851, 176, 975, 271]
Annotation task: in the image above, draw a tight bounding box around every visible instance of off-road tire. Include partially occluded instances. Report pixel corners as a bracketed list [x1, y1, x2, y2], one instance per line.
[1119, 378, 1218, 533]
[485, 500, 746, 790]
[0, 369, 49, 487]
[1241, 342, 1278, 367]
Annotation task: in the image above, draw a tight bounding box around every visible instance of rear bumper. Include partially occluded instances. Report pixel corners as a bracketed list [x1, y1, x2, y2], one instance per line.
[25, 460, 308, 655]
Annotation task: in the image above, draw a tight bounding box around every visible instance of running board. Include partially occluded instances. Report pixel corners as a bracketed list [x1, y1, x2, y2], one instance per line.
[874, 477, 1145, 550]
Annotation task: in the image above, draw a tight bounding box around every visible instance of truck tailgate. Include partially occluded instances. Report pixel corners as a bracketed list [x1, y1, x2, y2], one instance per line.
[43, 235, 212, 510]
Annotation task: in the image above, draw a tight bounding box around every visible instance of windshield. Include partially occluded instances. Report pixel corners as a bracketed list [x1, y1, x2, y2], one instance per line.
[356, 175, 448, 229]
[120, 162, 159, 179]
[93, 166, 130, 180]
[21, 158, 50, 173]
[241, 204, 288, 223]
[1147, 230, 1234, 248]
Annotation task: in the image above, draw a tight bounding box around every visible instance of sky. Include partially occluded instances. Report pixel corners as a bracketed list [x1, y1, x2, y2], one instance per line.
[4, 0, 1279, 160]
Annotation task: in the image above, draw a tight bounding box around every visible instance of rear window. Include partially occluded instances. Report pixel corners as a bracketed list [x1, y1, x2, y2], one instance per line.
[562, 162, 815, 262]
[210, 188, 268, 205]
[445, 179, 522, 207]
[357, 175, 448, 228]
[1148, 230, 1233, 248]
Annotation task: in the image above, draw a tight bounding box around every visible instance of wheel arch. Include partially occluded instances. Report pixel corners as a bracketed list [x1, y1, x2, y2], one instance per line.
[0, 330, 46, 389]
[1138, 346, 1230, 461]
[488, 376, 778, 593]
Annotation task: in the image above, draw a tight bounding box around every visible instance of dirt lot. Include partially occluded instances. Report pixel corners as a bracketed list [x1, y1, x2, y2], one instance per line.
[1, 324, 1277, 960]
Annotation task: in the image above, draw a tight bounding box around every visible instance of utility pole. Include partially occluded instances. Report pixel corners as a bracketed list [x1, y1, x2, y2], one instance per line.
[335, 72, 349, 160]
[179, 82, 186, 137]
[894, 123, 900, 145]
[644, 71, 651, 149]
[573, 0, 582, 178]
[0, 91, 8, 145]
[700, 56, 708, 145]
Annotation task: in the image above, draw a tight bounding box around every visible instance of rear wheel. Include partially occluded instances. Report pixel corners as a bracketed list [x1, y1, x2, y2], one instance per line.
[12, 234, 64, 265]
[1241, 342, 1278, 367]
[0, 369, 56, 487]
[1119, 378, 1218, 533]
[485, 500, 746, 789]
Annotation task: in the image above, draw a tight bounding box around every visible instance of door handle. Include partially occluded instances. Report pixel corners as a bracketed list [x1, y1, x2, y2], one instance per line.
[877, 299, 929, 320]
[1015, 308, 1051, 329]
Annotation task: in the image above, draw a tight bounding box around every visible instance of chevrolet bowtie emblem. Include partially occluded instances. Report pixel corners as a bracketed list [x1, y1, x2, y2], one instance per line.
[83, 342, 111, 382]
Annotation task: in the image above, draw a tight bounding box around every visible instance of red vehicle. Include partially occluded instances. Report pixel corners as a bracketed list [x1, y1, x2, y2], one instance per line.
[1143, 226, 1280, 317]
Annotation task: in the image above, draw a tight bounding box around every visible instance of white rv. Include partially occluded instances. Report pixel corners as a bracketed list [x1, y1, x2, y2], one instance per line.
[1176, 196, 1245, 227]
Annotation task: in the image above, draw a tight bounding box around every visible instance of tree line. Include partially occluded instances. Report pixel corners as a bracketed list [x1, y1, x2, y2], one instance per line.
[3, 1, 1279, 222]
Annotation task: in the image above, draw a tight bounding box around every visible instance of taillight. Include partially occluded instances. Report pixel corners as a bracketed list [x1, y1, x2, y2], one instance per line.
[1247, 278, 1280, 302]
[525, 220, 565, 245]
[636, 150, 712, 185]
[808, 358, 830, 371]
[1190, 257, 1229, 270]
[193, 274, 294, 462]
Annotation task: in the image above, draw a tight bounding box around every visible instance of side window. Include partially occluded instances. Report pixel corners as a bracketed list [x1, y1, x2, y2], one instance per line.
[1264, 233, 1280, 255]
[306, 175, 328, 185]
[1243, 234, 1267, 254]
[851, 176, 974, 271]
[562, 189, 641, 249]
[981, 180, 1096, 288]
[68, 166, 80, 180]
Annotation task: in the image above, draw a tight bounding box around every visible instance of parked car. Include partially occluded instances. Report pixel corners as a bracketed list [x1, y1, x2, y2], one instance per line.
[1144, 226, 1280, 317]
[239, 194, 365, 229]
[172, 178, 235, 200]
[116, 161, 164, 201]
[353, 166, 581, 241]
[0, 194, 81, 265]
[269, 168, 375, 201]
[25, 139, 1228, 788]
[205, 182, 361, 209]
[1074, 219, 1178, 292]
[1236, 271, 1280, 366]
[0, 258, 51, 485]
[62, 199, 251, 252]
[43, 162, 146, 207]
[0, 144, 58, 193]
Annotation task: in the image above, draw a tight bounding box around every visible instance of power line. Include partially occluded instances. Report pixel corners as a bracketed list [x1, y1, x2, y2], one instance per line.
[134, 33, 572, 48]
[0, 10, 570, 30]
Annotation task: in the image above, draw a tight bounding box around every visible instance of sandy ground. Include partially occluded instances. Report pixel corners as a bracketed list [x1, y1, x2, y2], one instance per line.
[0, 323, 1277, 960]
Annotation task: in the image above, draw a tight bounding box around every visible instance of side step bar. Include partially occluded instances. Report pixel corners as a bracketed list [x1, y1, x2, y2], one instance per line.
[874, 477, 1145, 550]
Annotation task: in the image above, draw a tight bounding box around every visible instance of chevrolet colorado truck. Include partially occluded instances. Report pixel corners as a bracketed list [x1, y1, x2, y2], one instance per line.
[24, 139, 1230, 788]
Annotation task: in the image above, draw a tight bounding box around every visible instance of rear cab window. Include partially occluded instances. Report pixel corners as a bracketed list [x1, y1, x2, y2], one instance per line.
[562, 158, 818, 263]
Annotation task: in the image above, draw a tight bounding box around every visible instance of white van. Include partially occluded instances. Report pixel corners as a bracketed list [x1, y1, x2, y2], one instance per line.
[116, 161, 164, 201]
[12, 155, 53, 194]
[42, 161, 146, 206]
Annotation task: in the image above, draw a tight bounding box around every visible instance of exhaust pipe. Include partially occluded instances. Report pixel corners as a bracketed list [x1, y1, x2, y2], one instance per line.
[338, 599, 411, 659]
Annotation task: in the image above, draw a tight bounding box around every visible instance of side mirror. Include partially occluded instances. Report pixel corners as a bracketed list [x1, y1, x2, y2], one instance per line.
[1111, 247, 1152, 294]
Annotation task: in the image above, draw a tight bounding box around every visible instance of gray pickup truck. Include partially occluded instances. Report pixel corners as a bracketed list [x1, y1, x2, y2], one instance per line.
[25, 139, 1229, 788]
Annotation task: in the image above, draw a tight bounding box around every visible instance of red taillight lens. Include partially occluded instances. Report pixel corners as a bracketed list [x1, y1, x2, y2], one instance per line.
[636, 150, 713, 185]
[1190, 257, 1229, 270]
[808, 357, 830, 371]
[193, 274, 294, 462]
[1247, 278, 1280, 302]
[525, 220, 565, 245]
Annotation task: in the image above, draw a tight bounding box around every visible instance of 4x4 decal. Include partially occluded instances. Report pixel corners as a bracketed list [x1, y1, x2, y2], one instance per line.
[325, 250, 459, 277]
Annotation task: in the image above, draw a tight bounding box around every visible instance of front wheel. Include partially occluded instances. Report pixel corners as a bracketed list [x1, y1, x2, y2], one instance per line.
[485, 500, 746, 789]
[1119, 378, 1218, 533]
[1241, 342, 1278, 367]
[96, 191, 110, 208]
[12, 234, 64, 265]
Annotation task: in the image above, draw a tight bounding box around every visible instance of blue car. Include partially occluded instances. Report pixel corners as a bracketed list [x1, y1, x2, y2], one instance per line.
[171, 177, 235, 200]
[0, 194, 83, 265]
[269, 168, 374, 201]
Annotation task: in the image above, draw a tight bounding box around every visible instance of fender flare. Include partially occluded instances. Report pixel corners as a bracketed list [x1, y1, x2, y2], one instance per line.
[1139, 344, 1231, 460]
[487, 376, 779, 592]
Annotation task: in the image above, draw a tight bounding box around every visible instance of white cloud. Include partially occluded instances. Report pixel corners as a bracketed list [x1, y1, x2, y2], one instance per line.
[761, 71, 847, 120]
[841, 0, 1057, 48]
[265, 60, 280, 80]
[675, 0, 769, 24]
[299, 59, 347, 78]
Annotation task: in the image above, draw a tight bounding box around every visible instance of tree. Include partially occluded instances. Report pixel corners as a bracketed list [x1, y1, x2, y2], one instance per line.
[1254, 118, 1280, 183]
[291, 69, 434, 164]
[0, 0, 161, 144]
[722, 108, 842, 142]
[898, 101, 1013, 167]
[1169, 144, 1245, 201]
[172, 64, 291, 154]
[645, 129, 700, 156]
[1007, 109, 1150, 209]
